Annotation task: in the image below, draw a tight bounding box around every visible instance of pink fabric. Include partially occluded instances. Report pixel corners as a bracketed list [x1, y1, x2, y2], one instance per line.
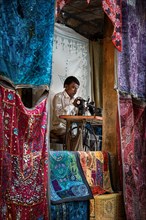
[56, 0, 71, 17]
[102, 0, 122, 51]
[0, 83, 49, 219]
[119, 94, 146, 220]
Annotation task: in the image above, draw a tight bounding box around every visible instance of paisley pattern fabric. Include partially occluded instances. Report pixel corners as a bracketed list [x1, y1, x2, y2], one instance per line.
[117, 0, 146, 100]
[0, 0, 55, 88]
[118, 94, 146, 220]
[0, 82, 49, 219]
[78, 151, 113, 195]
[102, 0, 122, 51]
[50, 151, 93, 204]
[51, 201, 89, 220]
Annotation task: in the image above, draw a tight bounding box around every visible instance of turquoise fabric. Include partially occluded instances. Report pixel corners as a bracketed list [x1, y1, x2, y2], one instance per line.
[50, 151, 93, 204]
[51, 201, 89, 220]
[0, 0, 55, 87]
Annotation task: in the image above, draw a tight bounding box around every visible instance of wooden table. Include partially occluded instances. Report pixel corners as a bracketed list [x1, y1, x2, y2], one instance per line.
[59, 115, 103, 151]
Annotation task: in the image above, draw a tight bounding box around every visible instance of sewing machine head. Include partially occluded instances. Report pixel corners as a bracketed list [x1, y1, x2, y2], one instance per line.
[74, 97, 102, 116]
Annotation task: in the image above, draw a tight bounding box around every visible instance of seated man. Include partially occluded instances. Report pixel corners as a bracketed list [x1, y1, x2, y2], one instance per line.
[50, 76, 80, 140]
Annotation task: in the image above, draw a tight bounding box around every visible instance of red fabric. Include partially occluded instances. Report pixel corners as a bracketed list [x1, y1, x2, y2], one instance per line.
[56, 0, 71, 17]
[0, 83, 49, 220]
[102, 0, 122, 51]
[119, 94, 146, 220]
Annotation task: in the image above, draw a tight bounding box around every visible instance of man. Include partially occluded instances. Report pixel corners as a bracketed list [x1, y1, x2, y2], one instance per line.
[51, 76, 80, 138]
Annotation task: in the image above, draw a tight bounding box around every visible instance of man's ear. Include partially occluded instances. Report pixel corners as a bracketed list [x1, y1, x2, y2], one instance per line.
[65, 85, 68, 90]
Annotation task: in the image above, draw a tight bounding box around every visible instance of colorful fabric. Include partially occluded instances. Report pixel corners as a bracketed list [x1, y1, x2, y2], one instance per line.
[0, 0, 55, 88]
[0, 82, 49, 219]
[56, 0, 70, 17]
[78, 151, 113, 195]
[102, 0, 122, 51]
[50, 151, 93, 204]
[51, 201, 89, 220]
[119, 94, 146, 220]
[117, 0, 146, 100]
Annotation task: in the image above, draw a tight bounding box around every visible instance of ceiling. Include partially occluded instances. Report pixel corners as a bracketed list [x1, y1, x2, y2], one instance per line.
[56, 0, 105, 41]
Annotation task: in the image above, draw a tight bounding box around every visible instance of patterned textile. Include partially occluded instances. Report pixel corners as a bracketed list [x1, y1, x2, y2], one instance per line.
[117, 0, 146, 100]
[90, 193, 125, 220]
[51, 201, 89, 220]
[0, 0, 55, 88]
[0, 82, 49, 219]
[50, 151, 93, 204]
[78, 151, 113, 195]
[119, 94, 146, 220]
[56, 0, 70, 17]
[102, 0, 122, 51]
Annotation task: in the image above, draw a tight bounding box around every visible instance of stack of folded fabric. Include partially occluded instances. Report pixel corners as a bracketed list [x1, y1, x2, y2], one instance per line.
[78, 151, 125, 220]
[90, 193, 125, 220]
[50, 151, 93, 220]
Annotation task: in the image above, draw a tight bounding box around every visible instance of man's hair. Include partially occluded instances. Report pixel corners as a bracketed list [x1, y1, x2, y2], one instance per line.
[64, 76, 80, 88]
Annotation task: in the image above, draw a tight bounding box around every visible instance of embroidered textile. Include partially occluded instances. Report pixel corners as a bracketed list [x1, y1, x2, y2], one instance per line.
[78, 151, 113, 195]
[56, 0, 70, 17]
[117, 0, 146, 100]
[0, 0, 55, 88]
[102, 0, 122, 51]
[119, 94, 146, 220]
[90, 193, 125, 220]
[51, 201, 89, 220]
[50, 151, 93, 204]
[0, 83, 49, 219]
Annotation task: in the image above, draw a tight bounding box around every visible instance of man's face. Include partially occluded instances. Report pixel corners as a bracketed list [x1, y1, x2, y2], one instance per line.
[65, 82, 79, 98]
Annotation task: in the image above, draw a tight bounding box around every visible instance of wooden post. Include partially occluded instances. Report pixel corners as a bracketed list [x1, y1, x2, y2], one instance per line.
[102, 15, 117, 155]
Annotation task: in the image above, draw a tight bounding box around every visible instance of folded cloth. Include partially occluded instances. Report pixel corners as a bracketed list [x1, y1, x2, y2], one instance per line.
[50, 151, 93, 204]
[51, 200, 89, 220]
[90, 193, 125, 220]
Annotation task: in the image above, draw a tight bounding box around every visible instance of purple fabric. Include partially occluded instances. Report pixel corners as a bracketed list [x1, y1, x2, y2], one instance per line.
[117, 0, 146, 100]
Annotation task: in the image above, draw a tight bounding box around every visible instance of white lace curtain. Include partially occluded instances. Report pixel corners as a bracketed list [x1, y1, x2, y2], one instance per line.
[50, 23, 91, 100]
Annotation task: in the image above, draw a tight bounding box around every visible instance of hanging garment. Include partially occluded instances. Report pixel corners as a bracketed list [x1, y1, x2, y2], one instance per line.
[102, 0, 122, 51]
[0, 0, 55, 88]
[78, 151, 113, 195]
[50, 151, 93, 204]
[117, 0, 146, 100]
[118, 94, 146, 220]
[0, 81, 49, 219]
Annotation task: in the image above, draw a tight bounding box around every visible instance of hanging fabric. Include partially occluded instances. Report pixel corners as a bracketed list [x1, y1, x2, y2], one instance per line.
[117, 0, 146, 100]
[0, 0, 55, 88]
[102, 0, 122, 51]
[118, 94, 146, 220]
[0, 81, 49, 219]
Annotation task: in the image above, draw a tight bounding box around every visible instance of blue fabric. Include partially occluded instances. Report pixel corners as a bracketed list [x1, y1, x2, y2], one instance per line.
[50, 151, 93, 204]
[51, 201, 89, 220]
[0, 0, 55, 87]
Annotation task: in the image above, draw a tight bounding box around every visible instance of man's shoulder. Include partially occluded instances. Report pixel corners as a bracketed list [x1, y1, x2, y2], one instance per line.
[54, 91, 64, 99]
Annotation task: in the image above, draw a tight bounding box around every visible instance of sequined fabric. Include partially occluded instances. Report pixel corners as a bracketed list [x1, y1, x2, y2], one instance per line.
[0, 83, 49, 219]
[0, 0, 55, 88]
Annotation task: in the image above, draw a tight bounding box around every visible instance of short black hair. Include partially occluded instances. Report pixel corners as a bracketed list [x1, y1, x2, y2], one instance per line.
[64, 76, 80, 88]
